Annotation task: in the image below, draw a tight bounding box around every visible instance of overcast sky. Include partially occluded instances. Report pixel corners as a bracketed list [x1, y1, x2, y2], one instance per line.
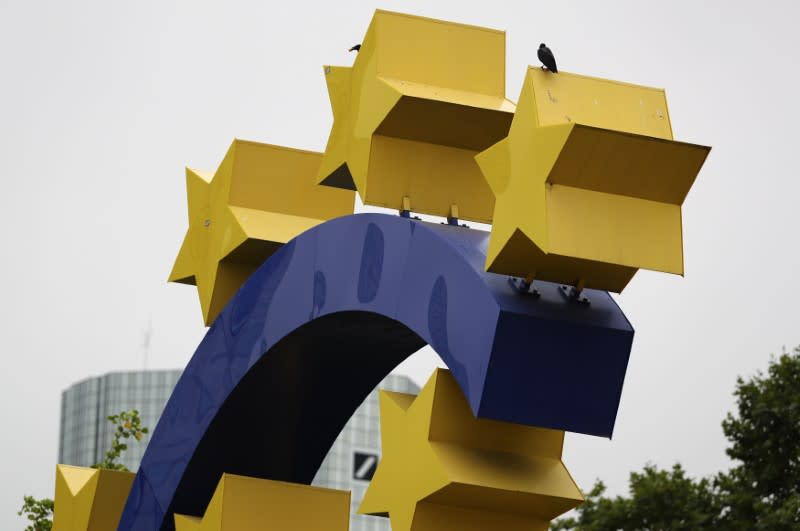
[2, 0, 800, 528]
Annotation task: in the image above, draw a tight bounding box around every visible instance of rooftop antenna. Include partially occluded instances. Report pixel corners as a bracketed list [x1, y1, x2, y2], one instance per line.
[141, 318, 152, 370]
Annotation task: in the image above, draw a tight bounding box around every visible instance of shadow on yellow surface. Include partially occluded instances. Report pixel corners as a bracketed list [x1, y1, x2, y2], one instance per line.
[360, 369, 583, 531]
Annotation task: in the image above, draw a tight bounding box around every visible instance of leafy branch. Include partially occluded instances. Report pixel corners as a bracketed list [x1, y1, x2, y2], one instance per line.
[19, 408, 149, 529]
[91, 409, 149, 472]
[18, 496, 53, 531]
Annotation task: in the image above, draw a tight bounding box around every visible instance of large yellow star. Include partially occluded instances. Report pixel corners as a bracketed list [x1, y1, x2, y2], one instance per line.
[173, 474, 350, 531]
[476, 68, 711, 292]
[359, 369, 583, 531]
[317, 10, 515, 223]
[52, 464, 134, 530]
[169, 139, 354, 325]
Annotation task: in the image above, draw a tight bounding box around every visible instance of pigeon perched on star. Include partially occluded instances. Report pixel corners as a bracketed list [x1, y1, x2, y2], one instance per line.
[538, 43, 557, 73]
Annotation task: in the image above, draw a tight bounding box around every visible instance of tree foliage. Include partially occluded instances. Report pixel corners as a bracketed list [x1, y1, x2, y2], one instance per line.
[17, 496, 53, 531]
[553, 346, 800, 530]
[552, 465, 718, 531]
[19, 409, 149, 529]
[91, 409, 149, 471]
[715, 347, 800, 530]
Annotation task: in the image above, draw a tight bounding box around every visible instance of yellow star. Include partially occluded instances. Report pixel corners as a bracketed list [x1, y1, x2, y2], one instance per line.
[476, 68, 711, 292]
[359, 369, 583, 531]
[173, 474, 350, 531]
[52, 464, 134, 530]
[168, 139, 354, 325]
[317, 10, 515, 223]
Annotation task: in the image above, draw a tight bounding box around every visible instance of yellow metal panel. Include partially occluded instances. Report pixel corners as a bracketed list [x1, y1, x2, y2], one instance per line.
[477, 123, 575, 269]
[174, 515, 202, 531]
[197, 471, 225, 531]
[186, 169, 213, 215]
[359, 369, 582, 531]
[379, 78, 515, 112]
[169, 168, 212, 285]
[547, 184, 684, 274]
[427, 457, 584, 516]
[317, 10, 513, 222]
[169, 233, 197, 285]
[227, 140, 353, 219]
[52, 465, 134, 531]
[318, 66, 354, 189]
[53, 465, 98, 531]
[57, 465, 97, 496]
[477, 68, 709, 292]
[87, 469, 135, 531]
[427, 368, 564, 458]
[525, 68, 674, 139]
[174, 474, 350, 530]
[170, 139, 355, 325]
[227, 207, 326, 252]
[411, 502, 549, 531]
[367, 135, 495, 222]
[473, 138, 509, 196]
[375, 89, 514, 150]
[371, 10, 506, 97]
[549, 125, 710, 204]
[359, 387, 457, 531]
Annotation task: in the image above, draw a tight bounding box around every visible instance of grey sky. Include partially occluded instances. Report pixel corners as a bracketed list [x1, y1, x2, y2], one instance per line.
[2, 0, 799, 528]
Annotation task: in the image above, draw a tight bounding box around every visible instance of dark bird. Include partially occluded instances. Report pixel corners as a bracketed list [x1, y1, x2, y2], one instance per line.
[349, 44, 361, 52]
[538, 43, 557, 73]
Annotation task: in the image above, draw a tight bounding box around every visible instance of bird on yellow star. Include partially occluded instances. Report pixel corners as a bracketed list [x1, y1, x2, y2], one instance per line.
[317, 10, 515, 223]
[359, 369, 583, 531]
[476, 68, 710, 293]
[169, 139, 354, 325]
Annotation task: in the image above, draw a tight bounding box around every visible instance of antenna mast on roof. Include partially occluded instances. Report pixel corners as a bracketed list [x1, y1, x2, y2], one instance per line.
[141, 318, 152, 370]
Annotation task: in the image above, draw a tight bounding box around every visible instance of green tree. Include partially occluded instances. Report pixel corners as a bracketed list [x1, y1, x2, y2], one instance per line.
[552, 464, 718, 530]
[91, 409, 149, 471]
[17, 496, 53, 531]
[715, 346, 800, 530]
[552, 346, 800, 530]
[19, 409, 149, 529]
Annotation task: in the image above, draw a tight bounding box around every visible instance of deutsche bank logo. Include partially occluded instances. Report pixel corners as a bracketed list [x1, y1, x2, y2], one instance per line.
[353, 451, 379, 481]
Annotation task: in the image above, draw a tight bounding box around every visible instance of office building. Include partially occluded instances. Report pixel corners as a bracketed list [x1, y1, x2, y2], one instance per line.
[58, 369, 419, 530]
[58, 369, 183, 472]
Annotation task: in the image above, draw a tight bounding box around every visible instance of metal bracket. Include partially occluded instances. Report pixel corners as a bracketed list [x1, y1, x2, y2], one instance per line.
[441, 218, 470, 228]
[508, 277, 540, 298]
[446, 204, 460, 226]
[558, 285, 590, 305]
[399, 196, 421, 219]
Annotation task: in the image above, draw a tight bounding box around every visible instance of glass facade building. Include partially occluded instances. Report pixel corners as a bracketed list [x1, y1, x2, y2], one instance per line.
[58, 369, 419, 531]
[58, 370, 183, 472]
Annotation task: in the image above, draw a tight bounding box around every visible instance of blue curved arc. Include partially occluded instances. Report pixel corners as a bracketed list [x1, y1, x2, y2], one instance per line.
[118, 213, 634, 530]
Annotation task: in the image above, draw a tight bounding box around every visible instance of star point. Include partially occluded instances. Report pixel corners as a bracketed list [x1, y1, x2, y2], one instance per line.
[359, 369, 583, 531]
[52, 464, 134, 530]
[170, 140, 354, 325]
[477, 68, 710, 292]
[316, 10, 515, 223]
